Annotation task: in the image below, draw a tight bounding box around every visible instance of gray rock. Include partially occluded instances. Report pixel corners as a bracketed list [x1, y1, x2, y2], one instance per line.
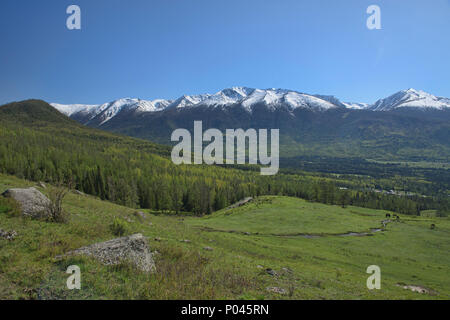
[61, 234, 155, 273]
[135, 211, 146, 219]
[266, 287, 287, 295]
[73, 190, 85, 196]
[265, 268, 278, 276]
[281, 267, 293, 274]
[228, 197, 253, 209]
[397, 284, 433, 295]
[0, 229, 17, 241]
[1, 187, 50, 219]
[37, 182, 46, 189]
[203, 246, 213, 251]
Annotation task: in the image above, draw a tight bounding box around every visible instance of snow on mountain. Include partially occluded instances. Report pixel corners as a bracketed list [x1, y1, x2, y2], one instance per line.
[166, 94, 211, 109]
[202, 87, 255, 106]
[342, 102, 370, 110]
[152, 99, 173, 110]
[241, 89, 339, 111]
[370, 88, 450, 111]
[151, 87, 340, 112]
[51, 88, 449, 125]
[165, 87, 255, 109]
[51, 103, 101, 117]
[52, 98, 173, 125]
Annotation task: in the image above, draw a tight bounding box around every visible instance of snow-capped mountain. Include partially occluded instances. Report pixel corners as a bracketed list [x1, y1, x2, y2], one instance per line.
[52, 98, 173, 125]
[160, 87, 341, 111]
[52, 87, 345, 124]
[240, 89, 339, 111]
[51, 88, 449, 126]
[370, 88, 450, 111]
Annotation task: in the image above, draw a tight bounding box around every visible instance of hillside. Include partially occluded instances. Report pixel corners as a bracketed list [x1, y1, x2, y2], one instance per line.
[0, 100, 273, 214]
[0, 174, 448, 299]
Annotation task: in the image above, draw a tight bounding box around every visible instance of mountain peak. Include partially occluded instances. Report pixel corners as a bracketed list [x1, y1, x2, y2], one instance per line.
[370, 89, 450, 111]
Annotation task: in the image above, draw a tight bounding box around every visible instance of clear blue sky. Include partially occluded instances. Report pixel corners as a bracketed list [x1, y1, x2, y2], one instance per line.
[0, 0, 449, 105]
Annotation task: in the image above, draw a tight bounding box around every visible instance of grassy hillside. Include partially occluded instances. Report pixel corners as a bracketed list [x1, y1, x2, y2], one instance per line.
[1, 174, 448, 300]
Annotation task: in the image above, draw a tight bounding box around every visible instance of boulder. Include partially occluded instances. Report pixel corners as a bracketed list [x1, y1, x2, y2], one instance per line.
[266, 287, 287, 295]
[1, 187, 50, 219]
[0, 229, 17, 241]
[61, 233, 155, 273]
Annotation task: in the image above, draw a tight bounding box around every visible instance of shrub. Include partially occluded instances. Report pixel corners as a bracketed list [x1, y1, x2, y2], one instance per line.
[0, 197, 21, 217]
[45, 184, 70, 223]
[109, 218, 129, 237]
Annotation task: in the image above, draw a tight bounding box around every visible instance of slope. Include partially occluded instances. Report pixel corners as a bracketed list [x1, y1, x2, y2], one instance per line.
[1, 174, 449, 299]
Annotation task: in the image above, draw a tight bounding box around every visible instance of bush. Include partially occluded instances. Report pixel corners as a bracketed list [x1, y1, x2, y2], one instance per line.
[0, 197, 21, 217]
[109, 218, 129, 237]
[46, 184, 70, 223]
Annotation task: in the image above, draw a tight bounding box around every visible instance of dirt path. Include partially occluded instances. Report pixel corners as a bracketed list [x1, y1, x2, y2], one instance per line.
[197, 219, 393, 239]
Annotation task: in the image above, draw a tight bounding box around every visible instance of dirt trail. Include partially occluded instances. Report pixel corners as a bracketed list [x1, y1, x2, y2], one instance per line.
[197, 219, 393, 239]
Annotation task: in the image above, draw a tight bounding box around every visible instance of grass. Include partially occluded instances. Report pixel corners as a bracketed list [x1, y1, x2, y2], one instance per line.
[0, 173, 449, 300]
[188, 197, 387, 235]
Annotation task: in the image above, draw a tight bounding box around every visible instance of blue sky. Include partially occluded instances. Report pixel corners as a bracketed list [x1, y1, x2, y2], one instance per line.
[0, 0, 449, 105]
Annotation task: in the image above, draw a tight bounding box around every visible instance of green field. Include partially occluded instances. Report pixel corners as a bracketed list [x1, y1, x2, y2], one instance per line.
[0, 174, 449, 300]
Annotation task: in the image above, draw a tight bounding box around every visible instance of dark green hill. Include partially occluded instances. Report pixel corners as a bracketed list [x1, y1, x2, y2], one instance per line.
[0, 99, 76, 126]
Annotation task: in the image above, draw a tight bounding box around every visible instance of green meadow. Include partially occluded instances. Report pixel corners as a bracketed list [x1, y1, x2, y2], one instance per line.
[0, 173, 449, 300]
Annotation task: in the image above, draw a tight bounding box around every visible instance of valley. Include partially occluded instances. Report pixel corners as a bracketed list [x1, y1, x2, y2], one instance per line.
[1, 0, 448, 304]
[1, 174, 448, 299]
[0, 98, 448, 300]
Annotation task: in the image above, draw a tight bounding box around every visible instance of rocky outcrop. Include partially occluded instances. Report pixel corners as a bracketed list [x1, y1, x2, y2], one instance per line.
[60, 234, 155, 273]
[227, 197, 253, 209]
[266, 287, 287, 295]
[1, 187, 50, 219]
[0, 229, 17, 241]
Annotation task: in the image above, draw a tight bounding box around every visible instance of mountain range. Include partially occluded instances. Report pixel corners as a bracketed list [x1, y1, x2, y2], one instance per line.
[46, 87, 450, 163]
[51, 88, 450, 126]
